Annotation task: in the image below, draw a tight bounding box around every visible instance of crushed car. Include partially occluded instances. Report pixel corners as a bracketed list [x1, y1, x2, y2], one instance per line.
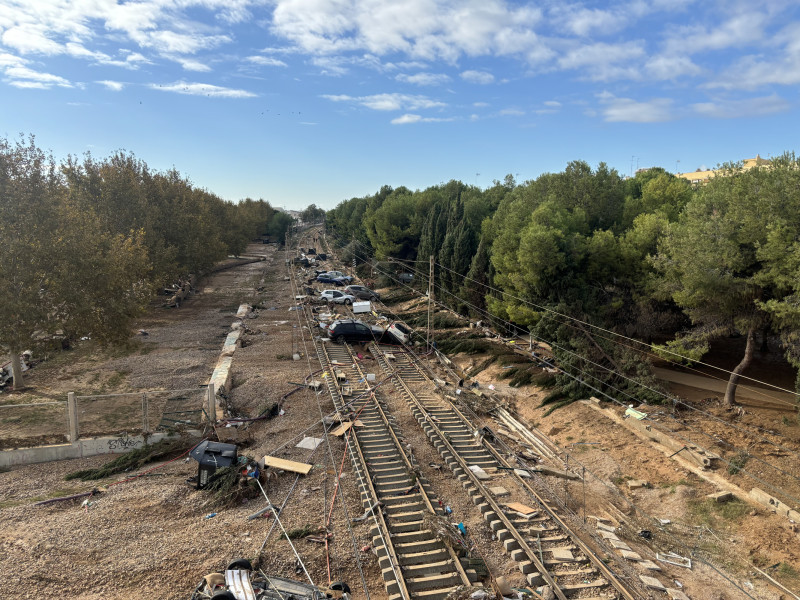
[191, 559, 350, 600]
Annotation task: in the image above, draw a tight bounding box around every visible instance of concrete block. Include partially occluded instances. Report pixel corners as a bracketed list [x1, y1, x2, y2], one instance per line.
[610, 539, 631, 551]
[550, 548, 575, 561]
[620, 550, 642, 561]
[667, 589, 691, 600]
[639, 575, 666, 591]
[489, 486, 510, 497]
[627, 479, 648, 489]
[639, 559, 661, 571]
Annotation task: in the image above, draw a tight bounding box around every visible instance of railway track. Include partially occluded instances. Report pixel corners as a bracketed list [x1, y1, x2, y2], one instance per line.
[369, 342, 640, 600]
[314, 337, 477, 600]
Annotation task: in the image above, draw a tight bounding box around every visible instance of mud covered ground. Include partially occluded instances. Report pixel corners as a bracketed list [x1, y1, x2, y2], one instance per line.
[1, 233, 799, 600]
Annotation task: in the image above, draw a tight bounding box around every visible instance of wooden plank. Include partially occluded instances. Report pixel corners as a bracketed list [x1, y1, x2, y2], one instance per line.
[504, 501, 536, 515]
[263, 455, 313, 475]
[331, 421, 353, 436]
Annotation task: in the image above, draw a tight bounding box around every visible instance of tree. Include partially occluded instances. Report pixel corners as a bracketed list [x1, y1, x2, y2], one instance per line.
[652, 161, 791, 407]
[0, 136, 151, 388]
[301, 203, 326, 224]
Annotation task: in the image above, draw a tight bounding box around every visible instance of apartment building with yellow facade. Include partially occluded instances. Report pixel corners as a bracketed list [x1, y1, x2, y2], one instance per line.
[676, 155, 771, 185]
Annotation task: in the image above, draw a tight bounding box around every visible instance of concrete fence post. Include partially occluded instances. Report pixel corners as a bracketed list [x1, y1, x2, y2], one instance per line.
[206, 384, 216, 423]
[67, 392, 79, 442]
[142, 393, 149, 434]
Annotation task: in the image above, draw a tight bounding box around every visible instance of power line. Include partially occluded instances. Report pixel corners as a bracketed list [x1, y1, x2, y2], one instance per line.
[431, 259, 800, 404]
[337, 236, 800, 490]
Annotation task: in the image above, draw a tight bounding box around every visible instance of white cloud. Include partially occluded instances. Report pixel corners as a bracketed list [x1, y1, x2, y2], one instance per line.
[499, 108, 524, 116]
[3, 65, 72, 89]
[97, 80, 125, 91]
[390, 113, 454, 124]
[692, 94, 790, 118]
[473, 101, 489, 108]
[645, 54, 702, 80]
[550, 5, 628, 37]
[597, 92, 675, 123]
[558, 41, 645, 81]
[0, 53, 26, 68]
[543, 100, 560, 107]
[396, 72, 450, 86]
[270, 0, 545, 64]
[322, 93, 445, 111]
[663, 13, 768, 56]
[176, 58, 213, 72]
[461, 70, 494, 84]
[247, 56, 289, 67]
[152, 81, 257, 98]
[1, 24, 62, 55]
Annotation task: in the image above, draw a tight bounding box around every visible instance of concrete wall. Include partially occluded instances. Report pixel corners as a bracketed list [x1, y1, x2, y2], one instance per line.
[0, 430, 202, 468]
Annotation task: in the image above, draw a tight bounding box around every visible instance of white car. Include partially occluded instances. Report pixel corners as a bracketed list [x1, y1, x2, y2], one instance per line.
[320, 289, 356, 305]
[387, 321, 412, 344]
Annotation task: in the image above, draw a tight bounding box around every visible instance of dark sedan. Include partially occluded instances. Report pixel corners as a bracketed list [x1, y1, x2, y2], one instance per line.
[327, 319, 387, 343]
[344, 285, 380, 301]
[316, 271, 353, 286]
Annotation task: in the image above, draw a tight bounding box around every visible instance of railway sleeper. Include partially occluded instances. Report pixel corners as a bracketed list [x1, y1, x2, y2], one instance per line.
[393, 538, 446, 554]
[403, 572, 464, 593]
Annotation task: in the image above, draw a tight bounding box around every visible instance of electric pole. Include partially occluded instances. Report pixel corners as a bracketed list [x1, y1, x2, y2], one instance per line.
[427, 255, 434, 351]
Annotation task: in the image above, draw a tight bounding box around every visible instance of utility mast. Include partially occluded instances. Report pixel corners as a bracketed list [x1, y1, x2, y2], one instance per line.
[427, 255, 434, 351]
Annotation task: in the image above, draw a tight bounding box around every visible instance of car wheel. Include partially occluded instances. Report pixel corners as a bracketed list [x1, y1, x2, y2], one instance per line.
[211, 592, 236, 600]
[344, 298, 351, 305]
[335, 335, 346, 343]
[330, 582, 352, 594]
[227, 559, 253, 571]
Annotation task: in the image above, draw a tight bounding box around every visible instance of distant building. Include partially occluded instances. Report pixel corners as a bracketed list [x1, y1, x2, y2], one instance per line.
[677, 155, 771, 186]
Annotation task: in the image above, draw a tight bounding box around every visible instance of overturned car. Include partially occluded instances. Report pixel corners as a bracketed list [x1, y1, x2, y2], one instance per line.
[191, 559, 350, 600]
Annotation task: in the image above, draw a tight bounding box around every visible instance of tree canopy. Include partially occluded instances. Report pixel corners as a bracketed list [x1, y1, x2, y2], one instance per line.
[325, 157, 800, 408]
[0, 135, 288, 388]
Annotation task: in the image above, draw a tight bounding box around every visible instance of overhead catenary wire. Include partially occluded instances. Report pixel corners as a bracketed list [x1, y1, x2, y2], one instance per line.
[331, 231, 772, 598]
[345, 238, 799, 447]
[329, 231, 795, 598]
[423, 274, 800, 507]
[431, 258, 800, 404]
[341, 244, 800, 510]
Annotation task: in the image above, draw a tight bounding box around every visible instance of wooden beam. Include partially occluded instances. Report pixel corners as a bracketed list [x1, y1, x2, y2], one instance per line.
[263, 455, 313, 475]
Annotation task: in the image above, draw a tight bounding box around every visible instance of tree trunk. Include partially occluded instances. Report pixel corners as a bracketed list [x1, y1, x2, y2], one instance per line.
[10, 351, 24, 390]
[723, 328, 755, 409]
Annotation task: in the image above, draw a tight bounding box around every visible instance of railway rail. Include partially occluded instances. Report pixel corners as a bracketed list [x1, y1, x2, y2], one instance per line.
[297, 237, 641, 599]
[313, 337, 476, 600]
[368, 342, 641, 600]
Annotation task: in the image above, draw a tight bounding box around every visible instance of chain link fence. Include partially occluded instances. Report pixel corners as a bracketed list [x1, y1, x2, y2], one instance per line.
[0, 387, 211, 450]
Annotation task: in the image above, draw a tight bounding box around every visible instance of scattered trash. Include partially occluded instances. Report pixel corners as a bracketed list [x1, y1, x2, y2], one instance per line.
[638, 530, 652, 539]
[352, 502, 382, 523]
[624, 406, 647, 420]
[205, 512, 217, 519]
[656, 551, 692, 569]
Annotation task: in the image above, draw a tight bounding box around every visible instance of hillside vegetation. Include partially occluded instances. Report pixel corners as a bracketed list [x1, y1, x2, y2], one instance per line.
[326, 158, 800, 408]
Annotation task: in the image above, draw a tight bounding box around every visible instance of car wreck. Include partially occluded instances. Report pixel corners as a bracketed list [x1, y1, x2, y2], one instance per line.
[191, 559, 351, 600]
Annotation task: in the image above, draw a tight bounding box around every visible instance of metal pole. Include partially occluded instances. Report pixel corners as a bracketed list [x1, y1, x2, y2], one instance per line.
[427, 255, 434, 351]
[67, 392, 79, 442]
[582, 467, 586, 522]
[142, 393, 149, 434]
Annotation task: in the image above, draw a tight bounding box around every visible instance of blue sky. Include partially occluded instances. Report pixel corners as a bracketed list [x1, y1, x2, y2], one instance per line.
[1, 0, 799, 210]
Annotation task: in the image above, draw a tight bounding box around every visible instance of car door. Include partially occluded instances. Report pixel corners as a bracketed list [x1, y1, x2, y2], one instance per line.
[353, 323, 372, 341]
